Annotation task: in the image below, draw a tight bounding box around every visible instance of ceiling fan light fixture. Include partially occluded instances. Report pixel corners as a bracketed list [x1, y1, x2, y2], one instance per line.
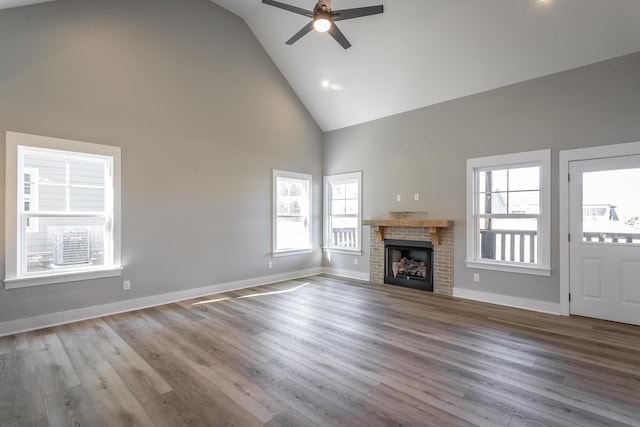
[313, 16, 331, 32]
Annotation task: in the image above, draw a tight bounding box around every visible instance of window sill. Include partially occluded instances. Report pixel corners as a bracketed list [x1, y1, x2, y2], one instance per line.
[466, 260, 551, 276]
[322, 247, 362, 256]
[4, 267, 123, 289]
[272, 248, 312, 258]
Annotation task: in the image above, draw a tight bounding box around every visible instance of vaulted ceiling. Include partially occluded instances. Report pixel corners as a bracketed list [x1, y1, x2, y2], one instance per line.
[211, 0, 640, 131]
[3, 0, 640, 131]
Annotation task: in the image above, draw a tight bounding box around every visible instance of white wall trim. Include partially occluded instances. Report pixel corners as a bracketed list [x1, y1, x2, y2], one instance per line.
[322, 267, 370, 282]
[559, 140, 640, 316]
[453, 287, 561, 315]
[0, 267, 323, 337]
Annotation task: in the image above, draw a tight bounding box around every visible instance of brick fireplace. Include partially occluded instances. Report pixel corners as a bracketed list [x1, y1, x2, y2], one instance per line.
[364, 220, 454, 296]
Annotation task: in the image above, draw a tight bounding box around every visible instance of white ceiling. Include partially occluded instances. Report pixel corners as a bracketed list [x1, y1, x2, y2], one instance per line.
[3, 0, 640, 131]
[211, 0, 640, 131]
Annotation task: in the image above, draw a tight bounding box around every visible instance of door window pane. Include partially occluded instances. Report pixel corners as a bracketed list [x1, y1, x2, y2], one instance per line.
[582, 168, 640, 244]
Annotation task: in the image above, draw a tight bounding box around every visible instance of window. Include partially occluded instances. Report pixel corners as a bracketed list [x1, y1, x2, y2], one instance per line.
[466, 149, 551, 275]
[5, 132, 122, 288]
[323, 171, 362, 253]
[273, 170, 312, 256]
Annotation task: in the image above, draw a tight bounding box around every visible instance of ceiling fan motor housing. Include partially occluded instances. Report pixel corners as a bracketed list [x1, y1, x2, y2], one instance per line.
[262, 0, 384, 49]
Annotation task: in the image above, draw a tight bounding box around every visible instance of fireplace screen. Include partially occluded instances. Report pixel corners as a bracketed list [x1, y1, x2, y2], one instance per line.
[384, 239, 433, 291]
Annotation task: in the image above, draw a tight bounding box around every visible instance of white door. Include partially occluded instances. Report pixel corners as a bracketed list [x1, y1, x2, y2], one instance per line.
[569, 155, 640, 325]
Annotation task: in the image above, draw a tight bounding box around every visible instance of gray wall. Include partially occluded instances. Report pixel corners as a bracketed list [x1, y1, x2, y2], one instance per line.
[323, 52, 640, 303]
[0, 0, 323, 323]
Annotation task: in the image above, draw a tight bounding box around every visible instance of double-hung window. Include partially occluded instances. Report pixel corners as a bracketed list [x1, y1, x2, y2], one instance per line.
[273, 170, 312, 256]
[5, 132, 122, 288]
[323, 172, 362, 253]
[466, 149, 551, 275]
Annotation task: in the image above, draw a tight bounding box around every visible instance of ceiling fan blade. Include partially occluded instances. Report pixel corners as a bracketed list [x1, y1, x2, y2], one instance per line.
[328, 23, 351, 49]
[332, 5, 384, 22]
[286, 21, 315, 45]
[262, 0, 314, 18]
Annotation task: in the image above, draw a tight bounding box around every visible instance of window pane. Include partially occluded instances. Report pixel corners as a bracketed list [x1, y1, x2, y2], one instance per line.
[345, 199, 358, 215]
[479, 192, 508, 214]
[70, 187, 105, 212]
[24, 216, 106, 273]
[508, 191, 540, 214]
[479, 170, 508, 193]
[332, 200, 346, 215]
[288, 200, 301, 215]
[345, 182, 358, 198]
[509, 166, 540, 191]
[332, 183, 346, 200]
[25, 153, 66, 184]
[276, 216, 307, 250]
[479, 217, 538, 263]
[70, 159, 105, 186]
[582, 168, 640, 244]
[39, 185, 66, 211]
[275, 172, 311, 252]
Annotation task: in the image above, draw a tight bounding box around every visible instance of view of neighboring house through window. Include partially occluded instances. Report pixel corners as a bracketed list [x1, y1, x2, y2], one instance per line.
[324, 171, 362, 252]
[467, 149, 551, 275]
[23, 168, 39, 232]
[273, 170, 312, 255]
[4, 132, 121, 288]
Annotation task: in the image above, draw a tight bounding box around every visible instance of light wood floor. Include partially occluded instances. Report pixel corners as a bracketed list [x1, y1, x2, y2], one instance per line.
[1, 275, 639, 426]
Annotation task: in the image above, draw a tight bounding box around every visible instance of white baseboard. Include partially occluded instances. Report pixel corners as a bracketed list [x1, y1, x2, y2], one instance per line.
[322, 267, 370, 282]
[0, 268, 323, 337]
[453, 287, 561, 315]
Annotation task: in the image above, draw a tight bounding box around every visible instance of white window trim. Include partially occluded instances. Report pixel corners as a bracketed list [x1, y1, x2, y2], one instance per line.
[4, 131, 122, 289]
[323, 171, 362, 255]
[272, 169, 312, 257]
[466, 149, 551, 276]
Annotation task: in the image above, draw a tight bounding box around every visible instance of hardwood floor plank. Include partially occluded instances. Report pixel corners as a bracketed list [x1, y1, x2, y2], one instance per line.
[42, 384, 103, 427]
[141, 390, 210, 427]
[29, 331, 82, 396]
[0, 349, 46, 426]
[76, 360, 157, 427]
[463, 384, 629, 427]
[145, 350, 264, 427]
[86, 318, 173, 402]
[266, 377, 369, 427]
[264, 407, 320, 427]
[169, 345, 287, 423]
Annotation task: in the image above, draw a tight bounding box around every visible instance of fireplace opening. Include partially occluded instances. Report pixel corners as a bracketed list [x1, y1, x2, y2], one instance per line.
[384, 239, 433, 291]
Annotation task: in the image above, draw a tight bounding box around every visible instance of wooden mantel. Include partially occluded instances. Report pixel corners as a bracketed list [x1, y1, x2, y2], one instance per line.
[362, 219, 453, 245]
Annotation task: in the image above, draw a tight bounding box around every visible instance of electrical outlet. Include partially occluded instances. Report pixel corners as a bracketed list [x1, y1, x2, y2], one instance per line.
[354, 258, 358, 265]
[123, 280, 131, 290]
[268, 261, 273, 269]
[473, 273, 480, 282]
[396, 194, 401, 202]
[414, 193, 419, 201]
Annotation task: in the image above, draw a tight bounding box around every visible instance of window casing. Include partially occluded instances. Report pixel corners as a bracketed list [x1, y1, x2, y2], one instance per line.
[5, 132, 122, 288]
[273, 170, 312, 256]
[323, 172, 362, 253]
[466, 149, 551, 276]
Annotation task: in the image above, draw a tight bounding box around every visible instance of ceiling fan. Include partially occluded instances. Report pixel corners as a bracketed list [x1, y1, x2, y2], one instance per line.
[262, 0, 384, 49]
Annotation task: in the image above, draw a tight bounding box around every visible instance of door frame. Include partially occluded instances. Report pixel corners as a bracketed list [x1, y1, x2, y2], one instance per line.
[559, 140, 640, 316]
